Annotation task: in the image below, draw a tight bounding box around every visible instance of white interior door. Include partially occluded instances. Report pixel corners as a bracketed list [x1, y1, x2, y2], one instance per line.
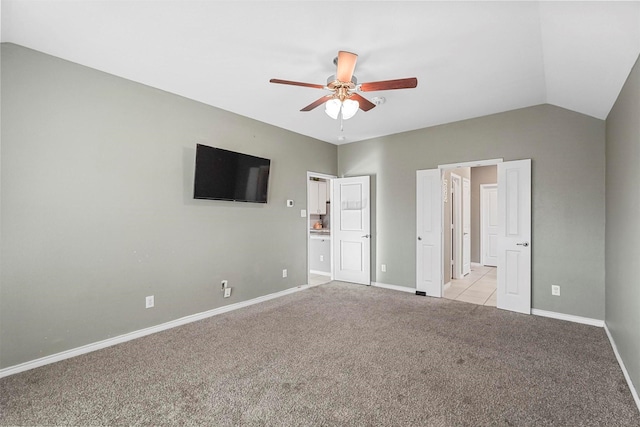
[497, 159, 531, 314]
[481, 184, 498, 267]
[462, 177, 471, 275]
[416, 169, 442, 297]
[450, 174, 462, 279]
[332, 176, 371, 285]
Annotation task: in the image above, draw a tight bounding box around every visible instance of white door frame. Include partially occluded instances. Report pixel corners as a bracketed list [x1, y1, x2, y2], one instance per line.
[480, 183, 498, 267]
[450, 173, 463, 279]
[462, 176, 471, 276]
[437, 159, 504, 293]
[307, 171, 336, 286]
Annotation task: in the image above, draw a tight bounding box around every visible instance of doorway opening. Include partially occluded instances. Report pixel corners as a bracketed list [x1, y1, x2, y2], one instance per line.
[416, 158, 531, 314]
[307, 173, 373, 287]
[307, 172, 334, 286]
[443, 165, 497, 306]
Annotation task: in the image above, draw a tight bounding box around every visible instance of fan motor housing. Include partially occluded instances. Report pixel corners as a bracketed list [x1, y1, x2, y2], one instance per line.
[327, 74, 357, 86]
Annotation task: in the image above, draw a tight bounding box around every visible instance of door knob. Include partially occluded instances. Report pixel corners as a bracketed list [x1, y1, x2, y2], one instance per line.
[418, 236, 422, 241]
[362, 234, 371, 238]
[516, 242, 529, 247]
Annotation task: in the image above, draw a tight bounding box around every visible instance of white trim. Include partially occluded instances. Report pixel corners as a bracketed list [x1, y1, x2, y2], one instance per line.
[0, 283, 314, 379]
[443, 281, 451, 290]
[450, 173, 463, 280]
[604, 324, 640, 412]
[310, 270, 331, 277]
[307, 171, 336, 181]
[307, 171, 337, 287]
[439, 158, 503, 170]
[531, 309, 604, 327]
[371, 282, 416, 294]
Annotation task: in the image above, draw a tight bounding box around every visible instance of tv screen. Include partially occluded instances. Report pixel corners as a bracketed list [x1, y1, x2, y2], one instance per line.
[193, 144, 271, 203]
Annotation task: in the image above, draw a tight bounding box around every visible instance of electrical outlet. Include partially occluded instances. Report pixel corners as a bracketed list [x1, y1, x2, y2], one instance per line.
[224, 287, 231, 298]
[300, 209, 307, 218]
[320, 255, 324, 262]
[221, 280, 228, 290]
[282, 269, 288, 278]
[145, 295, 154, 309]
[381, 264, 387, 272]
[551, 285, 561, 296]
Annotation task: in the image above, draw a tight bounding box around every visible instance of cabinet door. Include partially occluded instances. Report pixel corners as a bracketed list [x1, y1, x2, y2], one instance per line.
[310, 238, 331, 273]
[317, 181, 327, 214]
[309, 181, 319, 214]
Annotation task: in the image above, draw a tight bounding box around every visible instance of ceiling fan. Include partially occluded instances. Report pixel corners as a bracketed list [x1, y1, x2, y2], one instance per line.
[270, 51, 418, 120]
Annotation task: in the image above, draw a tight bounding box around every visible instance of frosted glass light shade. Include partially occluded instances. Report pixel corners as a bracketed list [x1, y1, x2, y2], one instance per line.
[325, 99, 341, 119]
[341, 99, 359, 120]
[325, 98, 359, 120]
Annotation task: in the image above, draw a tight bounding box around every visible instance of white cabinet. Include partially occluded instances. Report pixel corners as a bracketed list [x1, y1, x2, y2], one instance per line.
[309, 180, 328, 215]
[309, 237, 331, 274]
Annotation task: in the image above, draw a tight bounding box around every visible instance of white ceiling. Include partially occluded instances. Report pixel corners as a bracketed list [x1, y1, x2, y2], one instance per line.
[2, 1, 639, 145]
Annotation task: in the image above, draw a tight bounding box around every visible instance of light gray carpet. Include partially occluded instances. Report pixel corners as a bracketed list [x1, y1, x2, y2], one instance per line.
[1, 282, 638, 426]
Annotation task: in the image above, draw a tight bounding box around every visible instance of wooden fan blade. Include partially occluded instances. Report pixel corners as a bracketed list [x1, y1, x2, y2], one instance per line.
[360, 77, 418, 92]
[350, 93, 376, 112]
[336, 51, 358, 83]
[301, 96, 332, 112]
[270, 79, 325, 89]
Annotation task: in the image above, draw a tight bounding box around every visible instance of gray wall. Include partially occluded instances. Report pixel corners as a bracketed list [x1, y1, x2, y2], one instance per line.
[338, 104, 605, 320]
[471, 166, 497, 263]
[0, 44, 337, 368]
[605, 55, 640, 397]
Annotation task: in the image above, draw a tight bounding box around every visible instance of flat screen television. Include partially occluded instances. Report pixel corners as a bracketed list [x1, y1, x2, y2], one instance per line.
[193, 144, 271, 203]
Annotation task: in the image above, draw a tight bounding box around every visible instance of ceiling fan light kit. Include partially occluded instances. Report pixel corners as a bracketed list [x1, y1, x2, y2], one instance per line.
[325, 98, 359, 120]
[270, 51, 418, 121]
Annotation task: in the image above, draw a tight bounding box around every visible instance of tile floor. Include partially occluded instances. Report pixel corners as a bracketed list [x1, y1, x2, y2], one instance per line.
[309, 273, 332, 286]
[443, 263, 497, 307]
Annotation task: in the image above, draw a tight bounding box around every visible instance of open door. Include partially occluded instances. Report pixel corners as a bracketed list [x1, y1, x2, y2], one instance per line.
[497, 159, 531, 314]
[416, 169, 442, 297]
[462, 177, 471, 275]
[332, 176, 371, 285]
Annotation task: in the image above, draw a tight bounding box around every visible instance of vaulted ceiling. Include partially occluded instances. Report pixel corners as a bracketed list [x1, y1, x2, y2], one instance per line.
[2, 1, 639, 144]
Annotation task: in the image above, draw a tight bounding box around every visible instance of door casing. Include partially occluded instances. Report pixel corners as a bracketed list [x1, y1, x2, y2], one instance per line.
[462, 176, 471, 276]
[416, 158, 531, 314]
[450, 173, 463, 279]
[307, 171, 336, 286]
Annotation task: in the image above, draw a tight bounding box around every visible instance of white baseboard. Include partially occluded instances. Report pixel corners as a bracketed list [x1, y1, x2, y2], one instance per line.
[0, 283, 312, 379]
[604, 323, 640, 413]
[371, 282, 416, 294]
[309, 270, 331, 277]
[443, 281, 451, 290]
[531, 309, 604, 327]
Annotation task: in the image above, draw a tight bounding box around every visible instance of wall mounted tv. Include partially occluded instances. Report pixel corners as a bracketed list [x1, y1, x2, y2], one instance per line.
[193, 144, 271, 203]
